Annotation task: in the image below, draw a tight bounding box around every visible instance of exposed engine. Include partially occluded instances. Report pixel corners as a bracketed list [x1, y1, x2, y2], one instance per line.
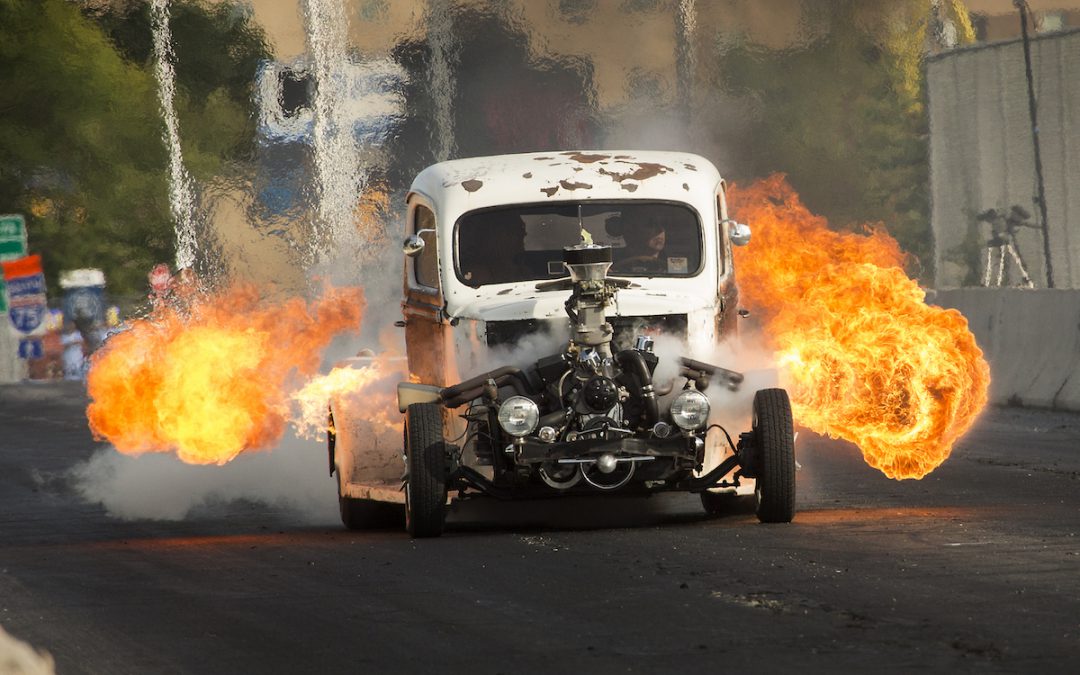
[441, 245, 742, 493]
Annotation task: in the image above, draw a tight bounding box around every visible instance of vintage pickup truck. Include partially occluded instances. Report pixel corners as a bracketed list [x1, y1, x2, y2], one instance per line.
[328, 150, 796, 537]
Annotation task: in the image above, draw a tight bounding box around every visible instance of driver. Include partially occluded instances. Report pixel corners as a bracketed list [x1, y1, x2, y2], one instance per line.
[612, 217, 666, 274]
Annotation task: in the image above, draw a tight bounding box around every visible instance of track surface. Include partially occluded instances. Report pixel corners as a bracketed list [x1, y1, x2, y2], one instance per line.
[1, 382, 1078, 673]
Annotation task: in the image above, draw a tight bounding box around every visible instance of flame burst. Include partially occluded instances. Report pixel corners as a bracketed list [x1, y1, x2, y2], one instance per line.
[291, 356, 407, 440]
[86, 284, 364, 465]
[729, 175, 990, 479]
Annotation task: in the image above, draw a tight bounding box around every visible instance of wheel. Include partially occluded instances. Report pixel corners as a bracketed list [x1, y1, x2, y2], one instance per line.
[751, 388, 796, 523]
[337, 473, 405, 530]
[332, 410, 404, 530]
[327, 409, 336, 477]
[700, 488, 737, 515]
[404, 402, 449, 538]
[700, 489, 755, 516]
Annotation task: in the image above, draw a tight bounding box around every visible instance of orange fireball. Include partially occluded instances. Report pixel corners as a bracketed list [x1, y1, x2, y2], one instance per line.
[86, 284, 365, 465]
[729, 175, 990, 479]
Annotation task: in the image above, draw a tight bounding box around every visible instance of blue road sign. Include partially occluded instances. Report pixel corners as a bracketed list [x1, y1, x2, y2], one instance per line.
[4, 255, 47, 335]
[18, 338, 43, 360]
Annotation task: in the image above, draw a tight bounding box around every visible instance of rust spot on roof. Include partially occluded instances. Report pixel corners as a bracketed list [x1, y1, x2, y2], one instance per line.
[620, 183, 639, 192]
[562, 152, 610, 163]
[682, 183, 689, 191]
[572, 166, 582, 172]
[522, 172, 533, 178]
[613, 154, 633, 159]
[559, 180, 592, 191]
[541, 186, 559, 197]
[599, 162, 673, 183]
[534, 156, 554, 160]
[462, 179, 483, 193]
[683, 164, 697, 171]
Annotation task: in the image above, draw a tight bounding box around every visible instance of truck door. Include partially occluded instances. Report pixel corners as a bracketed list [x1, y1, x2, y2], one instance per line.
[402, 200, 458, 388]
[716, 184, 740, 339]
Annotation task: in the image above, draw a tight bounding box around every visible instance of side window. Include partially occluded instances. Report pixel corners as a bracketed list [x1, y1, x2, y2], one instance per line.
[414, 205, 439, 289]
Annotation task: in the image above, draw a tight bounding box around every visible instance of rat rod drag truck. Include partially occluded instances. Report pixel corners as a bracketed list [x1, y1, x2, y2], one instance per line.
[328, 150, 796, 537]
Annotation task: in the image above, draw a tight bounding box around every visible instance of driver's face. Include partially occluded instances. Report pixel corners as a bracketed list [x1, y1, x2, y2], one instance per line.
[647, 229, 666, 253]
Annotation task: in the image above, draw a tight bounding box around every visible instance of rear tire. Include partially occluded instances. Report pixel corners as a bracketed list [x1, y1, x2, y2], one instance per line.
[752, 388, 796, 523]
[332, 410, 405, 530]
[700, 488, 734, 515]
[338, 474, 405, 530]
[405, 403, 449, 538]
[700, 489, 753, 516]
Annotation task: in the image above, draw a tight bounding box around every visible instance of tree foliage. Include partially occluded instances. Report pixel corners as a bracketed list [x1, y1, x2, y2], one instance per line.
[715, 0, 973, 274]
[90, 0, 269, 179]
[0, 0, 169, 295]
[0, 0, 268, 297]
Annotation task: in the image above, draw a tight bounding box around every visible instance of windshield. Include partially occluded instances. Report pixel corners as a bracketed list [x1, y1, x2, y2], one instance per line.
[455, 201, 703, 287]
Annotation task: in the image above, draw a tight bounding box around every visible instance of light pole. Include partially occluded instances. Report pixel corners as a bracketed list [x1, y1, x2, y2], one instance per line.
[1014, 0, 1055, 288]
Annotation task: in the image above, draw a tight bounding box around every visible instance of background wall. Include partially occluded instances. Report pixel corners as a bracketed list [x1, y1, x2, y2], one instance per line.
[0, 329, 26, 383]
[927, 28, 1080, 289]
[934, 288, 1080, 410]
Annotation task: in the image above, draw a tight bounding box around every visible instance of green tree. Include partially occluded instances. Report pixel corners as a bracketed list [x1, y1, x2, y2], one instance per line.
[0, 0, 171, 296]
[88, 0, 270, 179]
[714, 0, 974, 275]
[0, 0, 269, 297]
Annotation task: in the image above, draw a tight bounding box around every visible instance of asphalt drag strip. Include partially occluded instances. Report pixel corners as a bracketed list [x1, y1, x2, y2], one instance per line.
[1, 383, 1078, 673]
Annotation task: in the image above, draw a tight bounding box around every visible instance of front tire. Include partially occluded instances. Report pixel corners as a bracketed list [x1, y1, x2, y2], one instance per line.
[752, 388, 796, 523]
[405, 403, 449, 538]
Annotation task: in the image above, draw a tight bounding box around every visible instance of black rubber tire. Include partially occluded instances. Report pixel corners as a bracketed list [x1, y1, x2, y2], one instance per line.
[327, 409, 336, 477]
[752, 388, 796, 523]
[331, 410, 405, 530]
[405, 403, 449, 538]
[337, 473, 405, 530]
[704, 486, 738, 514]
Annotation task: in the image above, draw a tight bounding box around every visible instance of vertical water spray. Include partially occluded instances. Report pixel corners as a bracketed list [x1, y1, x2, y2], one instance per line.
[675, 0, 697, 129]
[302, 0, 362, 264]
[150, 0, 198, 271]
[427, 0, 457, 162]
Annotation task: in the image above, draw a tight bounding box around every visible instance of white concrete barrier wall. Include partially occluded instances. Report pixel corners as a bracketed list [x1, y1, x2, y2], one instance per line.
[0, 328, 27, 384]
[934, 288, 1080, 411]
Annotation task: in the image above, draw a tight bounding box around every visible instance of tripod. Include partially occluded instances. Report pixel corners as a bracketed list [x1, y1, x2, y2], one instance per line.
[978, 206, 1035, 288]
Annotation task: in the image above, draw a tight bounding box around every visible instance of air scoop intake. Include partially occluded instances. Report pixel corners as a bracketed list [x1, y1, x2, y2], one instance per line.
[564, 244, 613, 284]
[563, 245, 617, 354]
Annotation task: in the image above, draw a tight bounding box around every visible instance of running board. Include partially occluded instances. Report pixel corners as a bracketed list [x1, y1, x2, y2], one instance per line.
[341, 482, 406, 504]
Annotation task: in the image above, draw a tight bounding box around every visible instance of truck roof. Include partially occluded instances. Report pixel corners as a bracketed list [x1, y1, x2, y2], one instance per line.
[408, 150, 723, 216]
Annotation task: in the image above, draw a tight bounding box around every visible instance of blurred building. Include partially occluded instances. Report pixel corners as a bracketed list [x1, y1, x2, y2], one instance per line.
[965, 0, 1080, 41]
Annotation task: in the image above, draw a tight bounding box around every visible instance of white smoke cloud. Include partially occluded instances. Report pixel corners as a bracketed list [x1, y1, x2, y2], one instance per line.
[455, 323, 570, 379]
[70, 432, 338, 523]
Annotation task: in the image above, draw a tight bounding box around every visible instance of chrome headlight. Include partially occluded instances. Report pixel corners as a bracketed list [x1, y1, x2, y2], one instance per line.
[670, 389, 710, 430]
[497, 396, 540, 437]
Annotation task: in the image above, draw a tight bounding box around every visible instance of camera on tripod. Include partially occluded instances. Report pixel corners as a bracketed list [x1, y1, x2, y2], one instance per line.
[977, 205, 1036, 288]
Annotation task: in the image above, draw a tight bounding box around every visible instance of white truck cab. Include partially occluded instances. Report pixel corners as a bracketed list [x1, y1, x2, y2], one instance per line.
[401, 150, 746, 390]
